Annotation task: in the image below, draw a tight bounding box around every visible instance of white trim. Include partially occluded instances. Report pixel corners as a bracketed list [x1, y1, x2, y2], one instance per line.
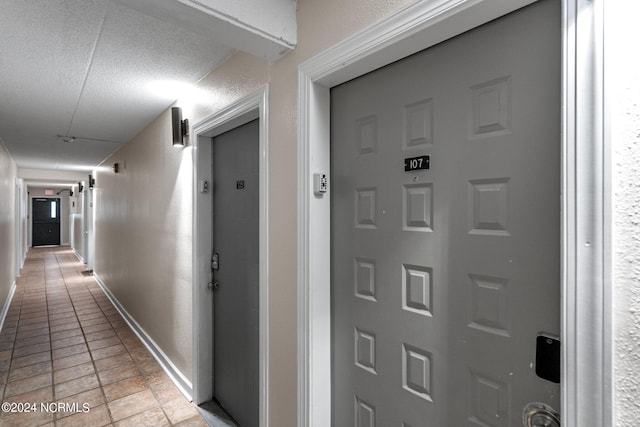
[0, 280, 17, 333]
[297, 1, 611, 427]
[72, 248, 86, 264]
[93, 273, 193, 399]
[191, 87, 270, 426]
[562, 0, 612, 424]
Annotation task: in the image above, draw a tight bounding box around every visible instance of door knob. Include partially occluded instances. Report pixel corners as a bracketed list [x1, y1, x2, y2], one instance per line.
[523, 402, 560, 427]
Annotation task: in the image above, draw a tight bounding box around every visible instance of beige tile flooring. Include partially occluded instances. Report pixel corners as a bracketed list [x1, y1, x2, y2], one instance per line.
[0, 247, 209, 427]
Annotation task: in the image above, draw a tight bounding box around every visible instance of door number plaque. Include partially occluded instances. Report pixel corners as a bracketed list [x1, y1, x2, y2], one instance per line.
[404, 155, 430, 172]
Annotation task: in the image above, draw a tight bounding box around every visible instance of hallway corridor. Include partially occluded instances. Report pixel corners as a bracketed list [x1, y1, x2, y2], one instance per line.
[0, 247, 207, 426]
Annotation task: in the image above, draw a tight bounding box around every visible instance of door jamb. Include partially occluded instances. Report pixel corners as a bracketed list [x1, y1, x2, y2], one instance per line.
[192, 87, 270, 426]
[297, 1, 611, 426]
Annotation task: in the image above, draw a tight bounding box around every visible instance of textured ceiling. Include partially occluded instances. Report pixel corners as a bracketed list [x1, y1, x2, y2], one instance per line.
[0, 0, 239, 172]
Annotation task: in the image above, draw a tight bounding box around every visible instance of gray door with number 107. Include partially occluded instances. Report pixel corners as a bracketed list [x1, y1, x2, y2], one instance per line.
[331, 1, 561, 426]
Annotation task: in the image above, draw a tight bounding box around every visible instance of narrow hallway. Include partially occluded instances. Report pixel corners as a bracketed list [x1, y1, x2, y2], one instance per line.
[0, 247, 208, 426]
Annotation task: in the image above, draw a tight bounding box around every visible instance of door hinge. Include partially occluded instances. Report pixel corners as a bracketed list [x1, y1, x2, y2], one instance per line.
[211, 252, 219, 271]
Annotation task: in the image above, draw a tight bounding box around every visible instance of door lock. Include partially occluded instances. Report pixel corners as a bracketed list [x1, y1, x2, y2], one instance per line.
[523, 402, 560, 427]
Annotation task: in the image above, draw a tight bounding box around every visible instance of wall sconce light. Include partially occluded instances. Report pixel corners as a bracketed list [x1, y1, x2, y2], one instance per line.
[172, 107, 189, 147]
[113, 163, 120, 173]
[78, 182, 84, 193]
[88, 174, 95, 188]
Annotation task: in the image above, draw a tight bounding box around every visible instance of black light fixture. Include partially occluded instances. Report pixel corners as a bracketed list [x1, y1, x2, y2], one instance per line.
[78, 182, 84, 193]
[171, 107, 189, 147]
[88, 174, 95, 188]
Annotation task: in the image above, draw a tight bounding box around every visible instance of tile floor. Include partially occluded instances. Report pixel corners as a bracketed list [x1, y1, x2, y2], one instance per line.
[0, 247, 209, 427]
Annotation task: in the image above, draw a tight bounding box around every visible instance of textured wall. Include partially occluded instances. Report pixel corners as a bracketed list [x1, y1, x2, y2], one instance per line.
[0, 140, 16, 313]
[610, 1, 640, 424]
[94, 109, 195, 378]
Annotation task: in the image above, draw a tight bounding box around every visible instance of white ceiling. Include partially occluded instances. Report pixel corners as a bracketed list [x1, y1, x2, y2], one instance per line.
[0, 0, 295, 177]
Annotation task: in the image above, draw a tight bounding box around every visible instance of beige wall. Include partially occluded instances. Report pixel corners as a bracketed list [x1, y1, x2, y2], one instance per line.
[0, 140, 17, 312]
[94, 0, 413, 424]
[94, 109, 195, 376]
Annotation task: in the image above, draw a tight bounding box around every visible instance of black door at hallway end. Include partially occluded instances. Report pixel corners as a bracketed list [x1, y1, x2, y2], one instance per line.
[32, 198, 61, 246]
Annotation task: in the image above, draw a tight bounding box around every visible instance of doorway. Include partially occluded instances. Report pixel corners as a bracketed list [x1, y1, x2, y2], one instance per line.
[15, 179, 25, 274]
[192, 88, 269, 427]
[32, 197, 61, 247]
[330, 1, 559, 425]
[211, 119, 260, 426]
[299, 0, 609, 425]
[84, 185, 95, 271]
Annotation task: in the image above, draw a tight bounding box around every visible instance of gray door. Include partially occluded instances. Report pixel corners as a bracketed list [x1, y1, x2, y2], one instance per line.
[212, 119, 259, 427]
[331, 1, 561, 426]
[32, 197, 61, 246]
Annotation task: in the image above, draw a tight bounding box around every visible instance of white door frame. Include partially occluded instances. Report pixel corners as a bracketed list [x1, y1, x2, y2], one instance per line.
[86, 187, 95, 270]
[297, 1, 611, 426]
[192, 87, 270, 426]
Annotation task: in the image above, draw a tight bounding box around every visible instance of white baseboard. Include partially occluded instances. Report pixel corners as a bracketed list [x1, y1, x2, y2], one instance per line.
[92, 273, 194, 400]
[72, 249, 85, 264]
[0, 280, 17, 333]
